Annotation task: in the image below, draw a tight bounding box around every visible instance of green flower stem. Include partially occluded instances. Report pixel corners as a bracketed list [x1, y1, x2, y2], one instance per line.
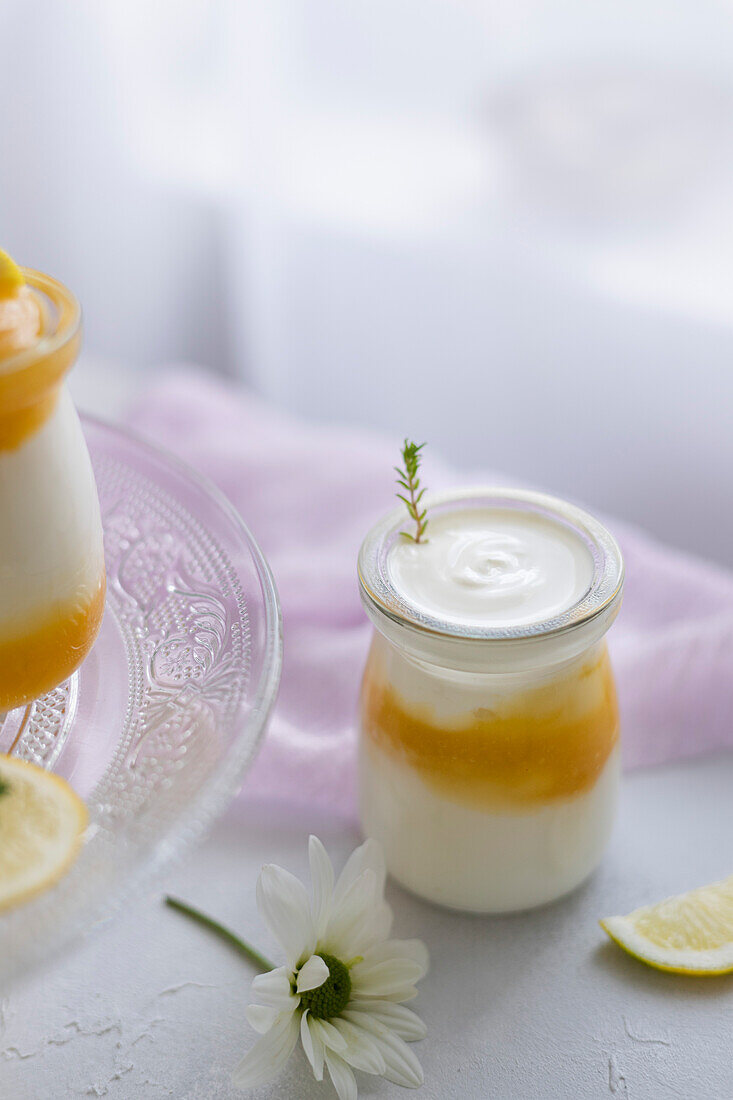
[165, 895, 276, 973]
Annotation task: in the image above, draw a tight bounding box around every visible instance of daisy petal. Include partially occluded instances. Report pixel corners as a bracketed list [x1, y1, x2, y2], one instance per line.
[343, 899, 394, 957]
[297, 953, 330, 993]
[300, 1010, 325, 1081]
[332, 1017, 387, 1075]
[324, 870, 381, 960]
[231, 1009, 299, 1088]
[342, 1013, 424, 1088]
[364, 900, 393, 951]
[378, 985, 419, 1003]
[309, 835, 335, 938]
[333, 839, 386, 907]
[350, 958, 426, 997]
[250, 966, 299, 1010]
[346, 1001, 427, 1041]
[374, 1028, 424, 1088]
[359, 938, 430, 975]
[245, 1004, 279, 1034]
[256, 864, 315, 968]
[325, 1051, 358, 1100]
[309, 1016, 348, 1054]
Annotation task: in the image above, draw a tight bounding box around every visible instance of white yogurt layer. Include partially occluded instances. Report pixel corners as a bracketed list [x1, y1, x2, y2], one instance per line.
[388, 507, 594, 629]
[0, 386, 104, 628]
[360, 739, 620, 912]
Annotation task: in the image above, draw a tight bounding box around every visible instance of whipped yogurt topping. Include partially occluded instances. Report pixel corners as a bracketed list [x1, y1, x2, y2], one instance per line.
[388, 507, 594, 628]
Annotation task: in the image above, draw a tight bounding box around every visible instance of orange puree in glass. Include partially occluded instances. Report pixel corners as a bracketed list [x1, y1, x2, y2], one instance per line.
[0, 578, 106, 711]
[0, 253, 104, 709]
[0, 259, 77, 451]
[361, 645, 619, 812]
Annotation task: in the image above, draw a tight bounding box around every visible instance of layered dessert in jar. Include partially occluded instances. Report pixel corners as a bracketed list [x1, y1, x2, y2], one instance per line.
[358, 489, 624, 913]
[0, 251, 105, 711]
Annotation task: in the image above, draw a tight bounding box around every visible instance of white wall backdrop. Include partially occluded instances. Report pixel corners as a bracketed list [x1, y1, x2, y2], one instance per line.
[2, 0, 733, 562]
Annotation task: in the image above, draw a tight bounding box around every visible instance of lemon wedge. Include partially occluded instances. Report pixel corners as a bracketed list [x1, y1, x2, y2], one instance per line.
[601, 876, 733, 974]
[0, 755, 87, 912]
[0, 249, 24, 298]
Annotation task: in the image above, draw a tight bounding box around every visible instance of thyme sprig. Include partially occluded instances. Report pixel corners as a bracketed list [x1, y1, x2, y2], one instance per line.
[395, 439, 429, 543]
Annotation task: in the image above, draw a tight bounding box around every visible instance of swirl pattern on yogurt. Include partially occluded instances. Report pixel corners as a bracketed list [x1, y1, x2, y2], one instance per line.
[388, 507, 594, 628]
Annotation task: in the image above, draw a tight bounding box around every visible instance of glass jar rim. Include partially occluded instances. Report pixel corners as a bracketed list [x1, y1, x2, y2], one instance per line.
[0, 268, 81, 378]
[358, 487, 624, 648]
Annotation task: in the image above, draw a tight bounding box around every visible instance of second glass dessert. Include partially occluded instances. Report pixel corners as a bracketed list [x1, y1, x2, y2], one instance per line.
[358, 488, 624, 913]
[0, 256, 105, 711]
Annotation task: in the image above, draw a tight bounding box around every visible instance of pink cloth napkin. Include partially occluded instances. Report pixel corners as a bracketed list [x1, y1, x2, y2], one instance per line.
[129, 368, 733, 820]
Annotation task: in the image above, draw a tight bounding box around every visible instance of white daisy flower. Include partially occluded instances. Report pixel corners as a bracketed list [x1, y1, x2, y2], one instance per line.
[232, 835, 429, 1099]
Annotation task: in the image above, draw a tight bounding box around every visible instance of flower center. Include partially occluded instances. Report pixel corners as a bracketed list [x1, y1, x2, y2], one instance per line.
[299, 953, 352, 1020]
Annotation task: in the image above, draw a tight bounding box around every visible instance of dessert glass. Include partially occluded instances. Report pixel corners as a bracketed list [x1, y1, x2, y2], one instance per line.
[0, 270, 105, 711]
[357, 489, 624, 913]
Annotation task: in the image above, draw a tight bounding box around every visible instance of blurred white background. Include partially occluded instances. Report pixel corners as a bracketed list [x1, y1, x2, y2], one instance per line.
[2, 0, 733, 563]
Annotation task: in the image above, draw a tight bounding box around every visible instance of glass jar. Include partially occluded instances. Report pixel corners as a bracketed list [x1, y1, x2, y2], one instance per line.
[357, 489, 624, 913]
[0, 269, 105, 710]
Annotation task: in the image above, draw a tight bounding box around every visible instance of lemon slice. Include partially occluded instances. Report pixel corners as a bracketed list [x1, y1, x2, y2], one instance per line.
[0, 755, 87, 912]
[0, 249, 24, 297]
[601, 876, 733, 974]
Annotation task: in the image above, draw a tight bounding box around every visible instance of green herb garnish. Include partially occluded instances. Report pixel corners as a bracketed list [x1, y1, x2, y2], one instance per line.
[395, 439, 429, 543]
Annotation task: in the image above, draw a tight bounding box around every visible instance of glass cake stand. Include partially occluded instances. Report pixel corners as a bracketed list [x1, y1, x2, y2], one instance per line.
[0, 416, 282, 982]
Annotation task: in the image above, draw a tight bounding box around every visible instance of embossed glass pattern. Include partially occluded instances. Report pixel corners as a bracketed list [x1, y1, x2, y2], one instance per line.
[0, 417, 281, 980]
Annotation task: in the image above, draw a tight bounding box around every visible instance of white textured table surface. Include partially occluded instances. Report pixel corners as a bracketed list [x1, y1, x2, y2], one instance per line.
[3, 753, 733, 1100]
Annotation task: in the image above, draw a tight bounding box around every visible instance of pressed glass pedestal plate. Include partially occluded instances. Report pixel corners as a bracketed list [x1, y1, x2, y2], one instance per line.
[0, 417, 282, 982]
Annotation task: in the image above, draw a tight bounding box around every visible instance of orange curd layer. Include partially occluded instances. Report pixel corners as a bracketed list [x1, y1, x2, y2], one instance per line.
[0, 576, 106, 711]
[0, 389, 59, 451]
[360, 646, 619, 812]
